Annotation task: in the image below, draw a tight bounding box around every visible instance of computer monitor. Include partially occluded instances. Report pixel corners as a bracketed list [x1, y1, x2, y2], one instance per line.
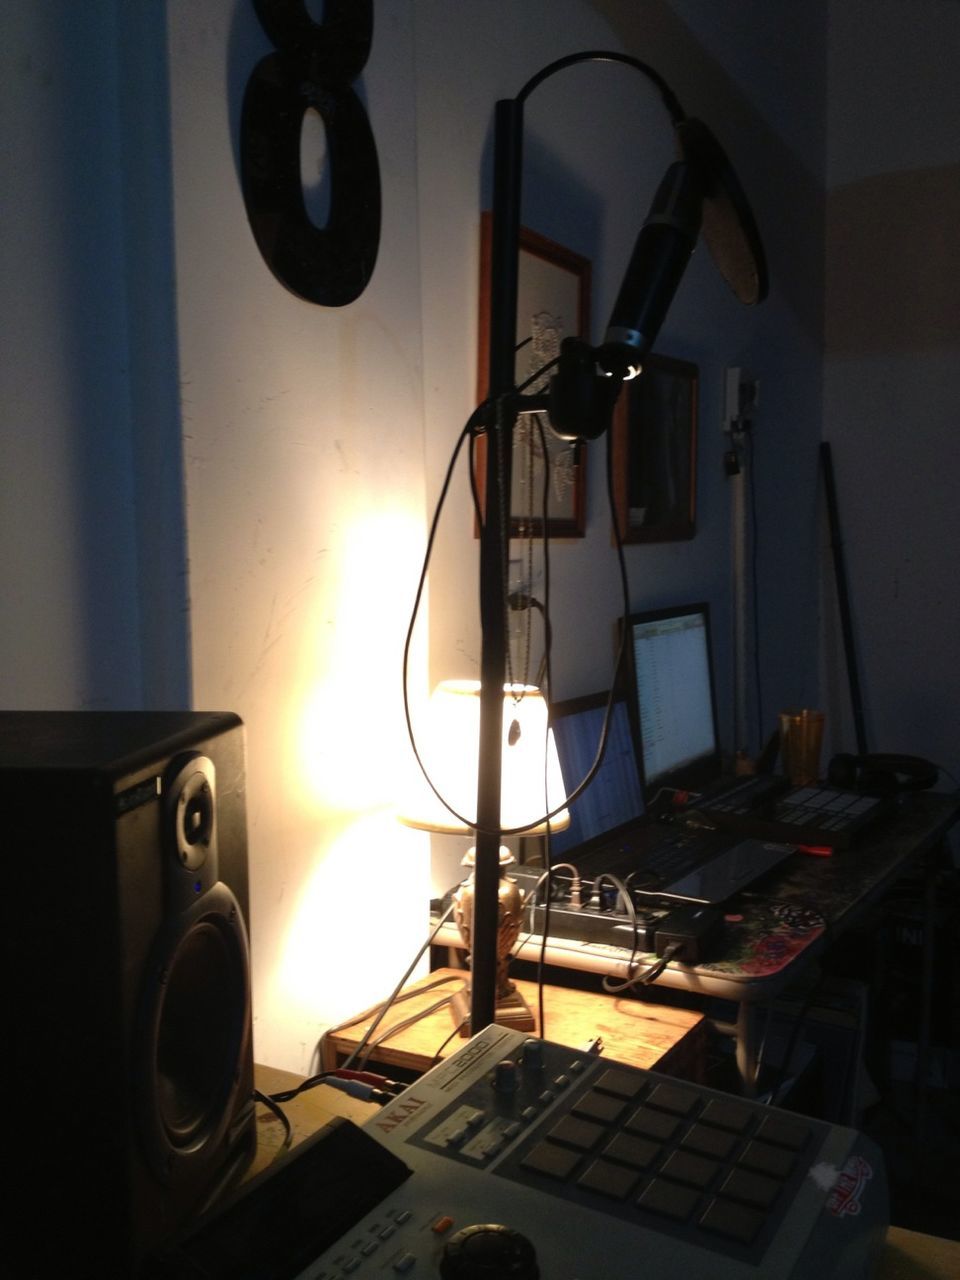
[547, 691, 645, 861]
[622, 603, 722, 796]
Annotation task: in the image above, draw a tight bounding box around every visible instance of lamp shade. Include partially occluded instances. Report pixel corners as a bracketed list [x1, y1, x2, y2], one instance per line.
[400, 680, 569, 835]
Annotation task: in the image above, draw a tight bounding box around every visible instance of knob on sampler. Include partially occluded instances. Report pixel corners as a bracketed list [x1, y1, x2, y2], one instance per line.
[440, 1223, 539, 1280]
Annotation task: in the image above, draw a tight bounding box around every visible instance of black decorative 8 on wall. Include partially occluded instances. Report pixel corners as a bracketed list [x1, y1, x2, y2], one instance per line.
[240, 0, 381, 306]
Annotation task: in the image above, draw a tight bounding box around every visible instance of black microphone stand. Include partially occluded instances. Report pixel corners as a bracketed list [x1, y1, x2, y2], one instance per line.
[470, 53, 684, 1035]
[468, 51, 765, 1034]
[471, 96, 524, 1034]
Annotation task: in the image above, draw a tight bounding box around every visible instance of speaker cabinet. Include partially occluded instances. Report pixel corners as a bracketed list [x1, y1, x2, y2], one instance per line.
[0, 711, 256, 1278]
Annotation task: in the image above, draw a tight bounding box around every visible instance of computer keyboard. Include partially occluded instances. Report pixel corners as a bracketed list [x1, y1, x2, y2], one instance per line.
[570, 824, 729, 893]
[696, 772, 791, 812]
[636, 825, 723, 884]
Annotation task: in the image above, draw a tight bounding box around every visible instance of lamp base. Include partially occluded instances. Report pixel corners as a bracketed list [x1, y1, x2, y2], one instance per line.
[451, 845, 534, 1036]
[450, 978, 536, 1037]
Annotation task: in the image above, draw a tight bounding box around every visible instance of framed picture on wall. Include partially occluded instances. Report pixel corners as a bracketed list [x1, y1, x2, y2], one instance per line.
[475, 214, 591, 537]
[611, 353, 698, 543]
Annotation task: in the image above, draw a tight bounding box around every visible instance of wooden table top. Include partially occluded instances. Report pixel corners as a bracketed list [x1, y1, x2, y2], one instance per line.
[318, 966, 706, 1077]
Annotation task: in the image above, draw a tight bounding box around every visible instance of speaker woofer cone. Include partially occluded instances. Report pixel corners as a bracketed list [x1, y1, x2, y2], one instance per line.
[138, 881, 252, 1181]
[156, 917, 243, 1146]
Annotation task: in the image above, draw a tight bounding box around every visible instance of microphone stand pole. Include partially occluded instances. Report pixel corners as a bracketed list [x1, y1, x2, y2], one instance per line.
[471, 96, 524, 1034]
[466, 59, 764, 1034]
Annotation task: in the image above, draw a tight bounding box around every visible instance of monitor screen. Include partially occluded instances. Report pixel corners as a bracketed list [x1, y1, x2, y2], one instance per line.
[547, 691, 645, 859]
[622, 603, 721, 795]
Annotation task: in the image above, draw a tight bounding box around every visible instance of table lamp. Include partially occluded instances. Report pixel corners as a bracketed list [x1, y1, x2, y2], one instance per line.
[400, 679, 569, 1032]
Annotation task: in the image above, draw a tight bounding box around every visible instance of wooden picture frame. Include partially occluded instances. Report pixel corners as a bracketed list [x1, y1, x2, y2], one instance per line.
[476, 214, 591, 538]
[611, 354, 698, 543]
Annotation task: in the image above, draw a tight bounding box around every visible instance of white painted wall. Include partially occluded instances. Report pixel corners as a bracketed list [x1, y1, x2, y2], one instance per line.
[164, 1, 431, 1070]
[0, 3, 147, 708]
[823, 0, 960, 780]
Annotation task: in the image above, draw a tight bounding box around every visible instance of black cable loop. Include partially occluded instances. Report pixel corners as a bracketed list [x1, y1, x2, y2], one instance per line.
[515, 50, 686, 124]
[408, 52, 689, 835]
[400, 335, 626, 836]
[496, 394, 516, 692]
[533, 409, 553, 1034]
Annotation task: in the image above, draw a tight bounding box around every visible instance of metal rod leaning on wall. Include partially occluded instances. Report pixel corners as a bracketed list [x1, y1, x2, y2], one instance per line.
[820, 441, 868, 756]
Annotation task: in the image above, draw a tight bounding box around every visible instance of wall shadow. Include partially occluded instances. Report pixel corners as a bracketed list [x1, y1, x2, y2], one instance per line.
[826, 163, 960, 355]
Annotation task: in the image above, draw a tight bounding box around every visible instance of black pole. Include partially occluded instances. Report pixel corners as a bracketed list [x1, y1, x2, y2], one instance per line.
[820, 441, 868, 755]
[471, 97, 525, 1034]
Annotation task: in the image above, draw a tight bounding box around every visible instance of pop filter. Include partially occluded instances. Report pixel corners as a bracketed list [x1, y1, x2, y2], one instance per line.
[675, 117, 768, 305]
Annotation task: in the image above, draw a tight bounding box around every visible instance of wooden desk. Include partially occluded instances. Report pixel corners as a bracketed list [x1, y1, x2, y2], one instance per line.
[433, 793, 960, 1092]
[318, 966, 706, 1079]
[879, 1226, 960, 1279]
[250, 1063, 378, 1178]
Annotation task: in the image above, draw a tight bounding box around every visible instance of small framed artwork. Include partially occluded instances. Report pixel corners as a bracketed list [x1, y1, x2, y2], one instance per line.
[611, 354, 698, 543]
[476, 214, 591, 538]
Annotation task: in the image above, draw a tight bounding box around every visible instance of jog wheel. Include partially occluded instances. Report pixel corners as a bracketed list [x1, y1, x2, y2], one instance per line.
[439, 1223, 539, 1280]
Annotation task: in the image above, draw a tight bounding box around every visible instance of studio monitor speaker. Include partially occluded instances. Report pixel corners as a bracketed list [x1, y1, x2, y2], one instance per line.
[0, 711, 256, 1279]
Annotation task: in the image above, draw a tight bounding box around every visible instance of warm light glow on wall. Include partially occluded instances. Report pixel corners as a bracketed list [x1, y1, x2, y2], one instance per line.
[275, 810, 429, 1040]
[258, 505, 432, 1072]
[296, 507, 427, 815]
